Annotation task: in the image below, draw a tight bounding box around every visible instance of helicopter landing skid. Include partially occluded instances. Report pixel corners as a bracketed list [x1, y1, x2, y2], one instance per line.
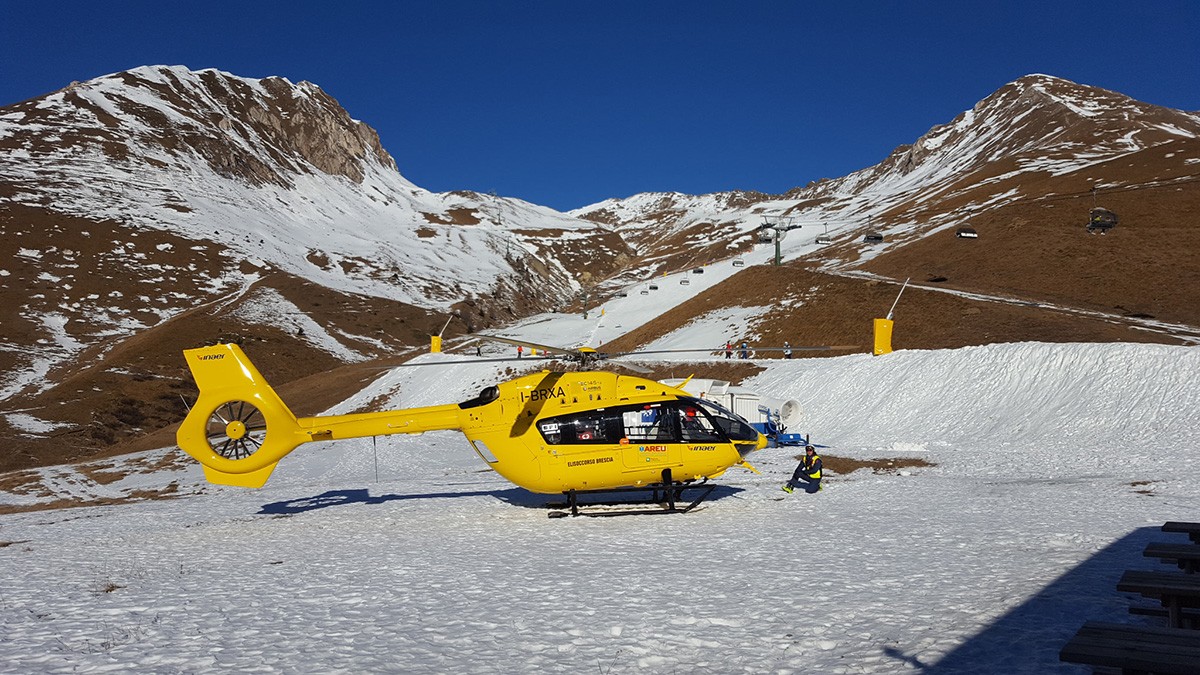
[547, 471, 716, 518]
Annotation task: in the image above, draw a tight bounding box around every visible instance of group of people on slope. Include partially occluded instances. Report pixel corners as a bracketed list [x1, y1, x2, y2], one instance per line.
[723, 340, 794, 359]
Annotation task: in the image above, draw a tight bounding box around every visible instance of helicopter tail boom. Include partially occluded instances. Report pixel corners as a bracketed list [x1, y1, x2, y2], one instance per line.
[177, 343, 465, 488]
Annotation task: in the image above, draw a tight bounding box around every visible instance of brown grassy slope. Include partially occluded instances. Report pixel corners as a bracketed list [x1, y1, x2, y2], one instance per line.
[602, 264, 1187, 358]
[0, 266, 470, 472]
[859, 141, 1200, 324]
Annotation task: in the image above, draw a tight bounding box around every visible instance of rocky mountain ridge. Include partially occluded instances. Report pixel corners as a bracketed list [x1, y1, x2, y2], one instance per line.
[575, 75, 1200, 266]
[574, 75, 1200, 333]
[0, 65, 628, 373]
[0, 66, 629, 469]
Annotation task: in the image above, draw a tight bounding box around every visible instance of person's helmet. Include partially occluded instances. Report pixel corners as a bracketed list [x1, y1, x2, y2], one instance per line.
[805, 445, 815, 452]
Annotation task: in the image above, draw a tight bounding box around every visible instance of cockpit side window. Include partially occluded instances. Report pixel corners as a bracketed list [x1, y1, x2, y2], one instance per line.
[677, 404, 724, 442]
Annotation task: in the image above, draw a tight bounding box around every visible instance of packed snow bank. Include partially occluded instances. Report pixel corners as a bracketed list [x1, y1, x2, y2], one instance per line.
[752, 342, 1198, 450]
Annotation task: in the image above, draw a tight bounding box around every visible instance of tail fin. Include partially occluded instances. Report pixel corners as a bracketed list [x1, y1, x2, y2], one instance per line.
[176, 343, 306, 487]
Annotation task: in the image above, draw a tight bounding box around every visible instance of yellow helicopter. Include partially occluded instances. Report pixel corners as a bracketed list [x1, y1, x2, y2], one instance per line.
[176, 338, 772, 514]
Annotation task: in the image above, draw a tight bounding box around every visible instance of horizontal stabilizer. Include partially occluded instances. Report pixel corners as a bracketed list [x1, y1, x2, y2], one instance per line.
[201, 461, 279, 488]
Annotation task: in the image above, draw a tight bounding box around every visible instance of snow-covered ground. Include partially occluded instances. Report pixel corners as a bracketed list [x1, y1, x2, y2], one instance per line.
[1, 323, 1197, 672]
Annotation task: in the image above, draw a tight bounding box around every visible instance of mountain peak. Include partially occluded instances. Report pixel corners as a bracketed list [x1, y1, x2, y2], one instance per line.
[18, 65, 397, 187]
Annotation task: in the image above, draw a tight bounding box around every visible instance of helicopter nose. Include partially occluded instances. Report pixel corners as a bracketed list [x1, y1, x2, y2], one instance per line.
[734, 432, 768, 458]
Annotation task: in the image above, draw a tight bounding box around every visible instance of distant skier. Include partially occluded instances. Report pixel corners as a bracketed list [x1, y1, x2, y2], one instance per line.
[725, 341, 733, 359]
[740, 342, 749, 359]
[782, 445, 822, 494]
[784, 341, 792, 359]
[517, 345, 523, 358]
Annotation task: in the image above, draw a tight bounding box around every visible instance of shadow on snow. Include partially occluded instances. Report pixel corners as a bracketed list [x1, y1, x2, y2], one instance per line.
[904, 525, 1168, 673]
[257, 484, 745, 515]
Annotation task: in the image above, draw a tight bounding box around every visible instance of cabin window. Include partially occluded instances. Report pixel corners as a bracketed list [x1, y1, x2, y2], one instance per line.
[622, 405, 676, 442]
[538, 408, 628, 445]
[536, 399, 751, 445]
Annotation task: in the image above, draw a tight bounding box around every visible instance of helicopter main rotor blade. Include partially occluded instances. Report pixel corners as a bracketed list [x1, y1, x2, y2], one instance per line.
[600, 348, 724, 358]
[601, 345, 859, 358]
[740, 345, 861, 353]
[364, 355, 558, 370]
[603, 360, 653, 374]
[476, 335, 588, 359]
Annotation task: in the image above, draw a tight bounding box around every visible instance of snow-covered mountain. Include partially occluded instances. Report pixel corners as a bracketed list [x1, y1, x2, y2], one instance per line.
[573, 74, 1200, 276]
[0, 65, 626, 367]
[0, 66, 628, 309]
[1, 67, 1197, 477]
[571, 74, 1200, 367]
[0, 66, 635, 469]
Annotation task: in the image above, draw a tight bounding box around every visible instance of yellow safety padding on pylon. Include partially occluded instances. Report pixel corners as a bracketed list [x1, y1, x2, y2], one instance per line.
[431, 335, 442, 353]
[873, 318, 894, 356]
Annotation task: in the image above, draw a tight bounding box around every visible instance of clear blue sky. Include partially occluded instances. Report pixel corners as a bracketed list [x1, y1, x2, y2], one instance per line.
[3, 1, 1198, 211]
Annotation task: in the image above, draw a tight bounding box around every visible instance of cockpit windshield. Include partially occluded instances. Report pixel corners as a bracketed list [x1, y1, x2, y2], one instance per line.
[687, 397, 759, 442]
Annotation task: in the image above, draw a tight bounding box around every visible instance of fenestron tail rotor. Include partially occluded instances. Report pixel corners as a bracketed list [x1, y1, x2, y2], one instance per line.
[205, 400, 268, 460]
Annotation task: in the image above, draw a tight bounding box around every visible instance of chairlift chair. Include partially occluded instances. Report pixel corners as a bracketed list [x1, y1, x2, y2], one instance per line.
[1087, 208, 1118, 234]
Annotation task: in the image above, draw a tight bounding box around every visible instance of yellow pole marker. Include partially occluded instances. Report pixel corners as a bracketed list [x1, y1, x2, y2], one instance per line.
[873, 318, 894, 356]
[874, 277, 909, 356]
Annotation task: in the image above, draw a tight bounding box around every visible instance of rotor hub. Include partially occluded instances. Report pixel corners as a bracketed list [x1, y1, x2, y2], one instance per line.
[225, 420, 247, 440]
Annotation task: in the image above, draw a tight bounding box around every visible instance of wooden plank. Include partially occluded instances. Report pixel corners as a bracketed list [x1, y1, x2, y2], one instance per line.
[1069, 621, 1200, 644]
[1129, 604, 1200, 629]
[1117, 570, 1200, 598]
[1117, 570, 1200, 627]
[1145, 542, 1200, 573]
[1060, 621, 1200, 674]
[1162, 521, 1200, 543]
[1146, 543, 1200, 559]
